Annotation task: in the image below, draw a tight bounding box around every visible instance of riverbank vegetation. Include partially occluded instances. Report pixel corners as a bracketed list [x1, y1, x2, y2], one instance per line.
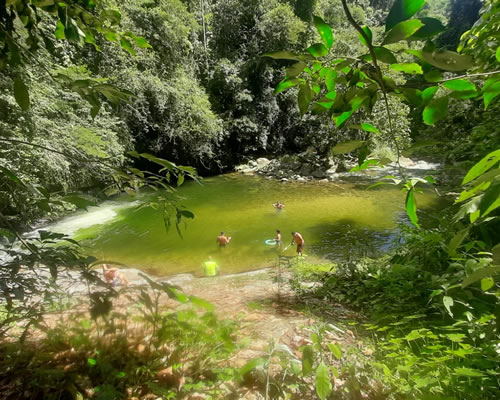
[1, 0, 499, 398]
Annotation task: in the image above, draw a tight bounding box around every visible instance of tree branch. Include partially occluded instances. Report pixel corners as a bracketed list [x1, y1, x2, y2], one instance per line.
[340, 0, 406, 179]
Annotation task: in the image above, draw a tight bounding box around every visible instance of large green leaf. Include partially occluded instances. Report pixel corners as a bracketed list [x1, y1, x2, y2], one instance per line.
[0, 165, 25, 186]
[421, 86, 438, 104]
[423, 96, 448, 125]
[274, 78, 301, 95]
[325, 69, 337, 91]
[463, 266, 500, 288]
[54, 20, 66, 39]
[383, 19, 424, 45]
[307, 43, 329, 58]
[422, 49, 473, 72]
[454, 368, 485, 377]
[327, 343, 343, 359]
[120, 37, 136, 56]
[332, 140, 366, 155]
[102, 9, 122, 25]
[443, 295, 454, 317]
[189, 296, 214, 311]
[405, 188, 419, 227]
[315, 362, 332, 400]
[481, 277, 494, 291]
[443, 79, 476, 92]
[286, 62, 306, 78]
[483, 80, 500, 109]
[424, 69, 442, 82]
[315, 91, 336, 109]
[386, 0, 426, 31]
[348, 123, 380, 133]
[373, 47, 398, 64]
[64, 19, 80, 42]
[400, 88, 422, 106]
[457, 181, 490, 202]
[95, 84, 134, 104]
[359, 26, 372, 47]
[239, 357, 265, 377]
[124, 32, 152, 49]
[479, 183, 500, 217]
[390, 63, 423, 74]
[14, 76, 30, 111]
[462, 149, 500, 184]
[298, 84, 313, 115]
[333, 110, 353, 127]
[350, 159, 380, 172]
[410, 17, 446, 39]
[447, 227, 470, 256]
[302, 345, 314, 376]
[313, 16, 334, 49]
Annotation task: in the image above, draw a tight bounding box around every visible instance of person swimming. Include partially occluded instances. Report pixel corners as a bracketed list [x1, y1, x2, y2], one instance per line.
[273, 201, 285, 210]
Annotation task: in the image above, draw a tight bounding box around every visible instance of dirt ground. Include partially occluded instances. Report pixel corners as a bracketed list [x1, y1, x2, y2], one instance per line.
[160, 268, 357, 368]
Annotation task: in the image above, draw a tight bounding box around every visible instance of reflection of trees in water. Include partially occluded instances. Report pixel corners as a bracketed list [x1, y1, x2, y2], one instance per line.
[308, 219, 398, 262]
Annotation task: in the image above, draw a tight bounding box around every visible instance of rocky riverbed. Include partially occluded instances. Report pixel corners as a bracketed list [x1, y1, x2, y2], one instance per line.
[235, 153, 440, 183]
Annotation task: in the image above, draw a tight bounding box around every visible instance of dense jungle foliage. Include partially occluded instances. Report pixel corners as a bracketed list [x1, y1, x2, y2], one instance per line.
[1, 0, 499, 399]
[2, 0, 491, 222]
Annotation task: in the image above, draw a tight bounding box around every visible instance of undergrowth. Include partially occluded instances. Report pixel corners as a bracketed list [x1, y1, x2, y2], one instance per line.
[284, 222, 500, 399]
[0, 280, 239, 400]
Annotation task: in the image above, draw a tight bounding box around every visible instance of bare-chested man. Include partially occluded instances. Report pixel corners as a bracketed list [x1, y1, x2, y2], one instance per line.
[290, 231, 304, 256]
[216, 231, 231, 247]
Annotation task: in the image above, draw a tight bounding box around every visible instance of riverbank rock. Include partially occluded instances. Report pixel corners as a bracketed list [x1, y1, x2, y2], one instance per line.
[256, 157, 271, 168]
[234, 154, 437, 184]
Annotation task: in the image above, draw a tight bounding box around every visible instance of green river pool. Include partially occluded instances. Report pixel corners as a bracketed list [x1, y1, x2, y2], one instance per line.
[46, 174, 445, 276]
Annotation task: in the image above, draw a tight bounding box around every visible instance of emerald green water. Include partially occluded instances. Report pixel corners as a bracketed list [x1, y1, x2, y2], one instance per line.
[52, 174, 444, 276]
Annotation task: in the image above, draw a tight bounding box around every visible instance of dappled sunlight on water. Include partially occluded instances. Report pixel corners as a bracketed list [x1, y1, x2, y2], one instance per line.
[44, 174, 446, 276]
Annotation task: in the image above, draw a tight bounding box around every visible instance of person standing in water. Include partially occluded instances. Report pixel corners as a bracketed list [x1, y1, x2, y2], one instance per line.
[216, 231, 231, 247]
[290, 232, 305, 256]
[275, 229, 282, 248]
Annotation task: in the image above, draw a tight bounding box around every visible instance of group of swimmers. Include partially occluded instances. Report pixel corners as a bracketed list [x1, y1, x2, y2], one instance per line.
[104, 200, 304, 282]
[215, 200, 305, 256]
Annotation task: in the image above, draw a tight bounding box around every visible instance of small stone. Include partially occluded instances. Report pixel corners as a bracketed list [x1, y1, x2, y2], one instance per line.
[319, 178, 329, 183]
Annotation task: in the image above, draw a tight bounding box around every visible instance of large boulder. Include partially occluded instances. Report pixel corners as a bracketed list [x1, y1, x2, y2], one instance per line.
[256, 157, 271, 168]
[398, 156, 416, 168]
[311, 169, 327, 178]
[299, 163, 314, 176]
